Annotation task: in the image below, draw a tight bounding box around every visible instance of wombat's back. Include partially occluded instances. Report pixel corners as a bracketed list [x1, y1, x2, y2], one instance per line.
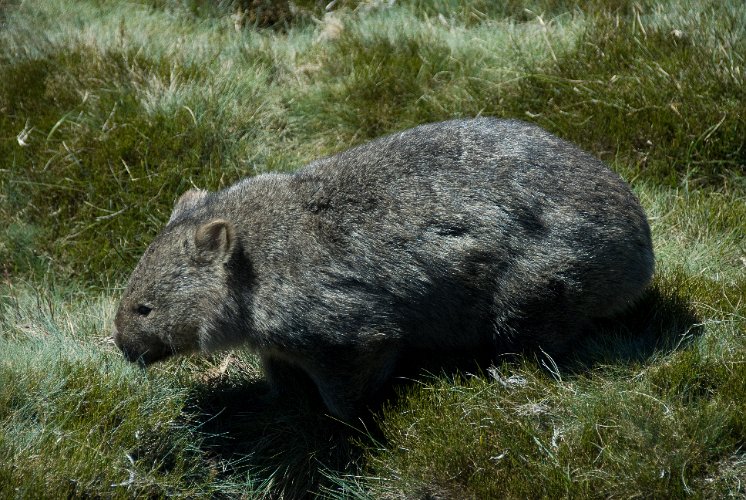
[246, 118, 654, 353]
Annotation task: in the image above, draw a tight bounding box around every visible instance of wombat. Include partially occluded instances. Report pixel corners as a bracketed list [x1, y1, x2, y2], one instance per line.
[113, 118, 654, 419]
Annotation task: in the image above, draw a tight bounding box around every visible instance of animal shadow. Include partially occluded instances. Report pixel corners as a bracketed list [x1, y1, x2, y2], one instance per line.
[182, 273, 700, 497]
[567, 272, 703, 369]
[183, 367, 375, 498]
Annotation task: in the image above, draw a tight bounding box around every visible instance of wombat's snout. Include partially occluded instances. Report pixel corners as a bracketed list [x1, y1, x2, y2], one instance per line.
[111, 320, 143, 363]
[112, 324, 170, 366]
[111, 325, 140, 363]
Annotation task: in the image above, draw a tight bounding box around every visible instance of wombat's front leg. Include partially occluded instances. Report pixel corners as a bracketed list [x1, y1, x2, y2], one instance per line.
[302, 346, 400, 420]
[260, 353, 316, 398]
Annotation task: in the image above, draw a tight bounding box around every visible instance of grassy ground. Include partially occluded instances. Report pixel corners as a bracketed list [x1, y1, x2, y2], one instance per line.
[1, 0, 744, 497]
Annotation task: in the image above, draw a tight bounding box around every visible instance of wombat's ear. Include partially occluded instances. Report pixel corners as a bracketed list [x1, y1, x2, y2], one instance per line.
[194, 219, 235, 264]
[170, 189, 208, 223]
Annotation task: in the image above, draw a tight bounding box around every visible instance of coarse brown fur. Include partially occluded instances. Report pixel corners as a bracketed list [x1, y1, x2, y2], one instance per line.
[113, 118, 654, 419]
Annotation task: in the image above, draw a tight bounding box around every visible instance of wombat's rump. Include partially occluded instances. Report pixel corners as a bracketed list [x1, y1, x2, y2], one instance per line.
[113, 118, 654, 419]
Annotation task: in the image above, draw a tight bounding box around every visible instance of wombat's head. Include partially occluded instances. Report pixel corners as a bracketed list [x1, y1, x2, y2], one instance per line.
[113, 189, 241, 365]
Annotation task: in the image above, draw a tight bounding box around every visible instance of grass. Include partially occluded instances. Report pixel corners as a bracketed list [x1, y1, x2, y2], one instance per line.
[1, 0, 744, 497]
[360, 271, 745, 499]
[0, 285, 204, 496]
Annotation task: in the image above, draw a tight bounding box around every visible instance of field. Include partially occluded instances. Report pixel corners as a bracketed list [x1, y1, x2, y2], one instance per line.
[1, 0, 744, 497]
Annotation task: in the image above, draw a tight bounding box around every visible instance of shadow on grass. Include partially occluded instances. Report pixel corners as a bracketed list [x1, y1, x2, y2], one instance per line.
[178, 272, 700, 497]
[183, 374, 377, 497]
[569, 270, 704, 369]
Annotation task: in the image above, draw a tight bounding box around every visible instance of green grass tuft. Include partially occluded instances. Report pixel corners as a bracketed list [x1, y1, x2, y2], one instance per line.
[510, 3, 746, 187]
[0, 285, 208, 497]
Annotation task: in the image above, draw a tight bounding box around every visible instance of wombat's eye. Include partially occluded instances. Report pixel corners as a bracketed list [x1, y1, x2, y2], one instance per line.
[136, 305, 152, 317]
